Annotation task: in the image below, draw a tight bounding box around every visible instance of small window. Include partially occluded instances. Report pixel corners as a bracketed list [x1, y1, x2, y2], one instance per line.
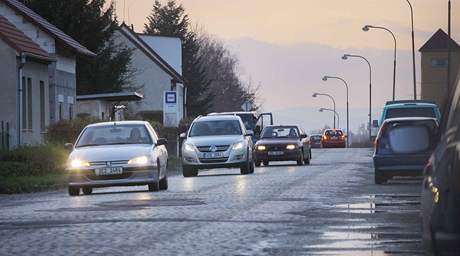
[21, 77, 26, 129]
[58, 103, 63, 121]
[431, 58, 448, 68]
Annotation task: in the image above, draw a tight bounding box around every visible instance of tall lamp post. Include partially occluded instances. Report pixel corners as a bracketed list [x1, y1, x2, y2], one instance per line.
[322, 76, 349, 147]
[363, 25, 397, 101]
[342, 54, 373, 141]
[312, 93, 336, 128]
[405, 0, 417, 100]
[319, 108, 340, 129]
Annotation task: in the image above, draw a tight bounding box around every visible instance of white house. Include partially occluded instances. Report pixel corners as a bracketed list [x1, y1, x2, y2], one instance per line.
[112, 24, 185, 126]
[0, 0, 94, 147]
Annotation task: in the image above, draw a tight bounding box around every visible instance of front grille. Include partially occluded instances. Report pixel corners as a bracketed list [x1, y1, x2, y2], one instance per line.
[197, 145, 230, 152]
[266, 145, 286, 151]
[86, 172, 132, 180]
[199, 157, 229, 163]
[88, 160, 129, 167]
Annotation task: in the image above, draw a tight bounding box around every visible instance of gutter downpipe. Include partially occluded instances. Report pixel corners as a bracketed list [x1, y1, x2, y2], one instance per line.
[17, 53, 26, 146]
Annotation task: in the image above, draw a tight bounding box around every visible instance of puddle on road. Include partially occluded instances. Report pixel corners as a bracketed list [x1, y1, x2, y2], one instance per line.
[38, 198, 206, 212]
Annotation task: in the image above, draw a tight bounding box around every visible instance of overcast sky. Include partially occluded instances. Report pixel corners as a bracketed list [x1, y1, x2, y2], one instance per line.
[114, 0, 459, 132]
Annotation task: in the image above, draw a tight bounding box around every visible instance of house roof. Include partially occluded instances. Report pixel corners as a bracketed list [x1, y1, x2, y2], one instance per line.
[419, 29, 460, 52]
[76, 92, 144, 101]
[0, 15, 51, 60]
[118, 23, 184, 84]
[1, 0, 95, 56]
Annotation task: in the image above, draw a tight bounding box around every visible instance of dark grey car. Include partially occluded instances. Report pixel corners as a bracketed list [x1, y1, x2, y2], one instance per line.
[373, 117, 439, 184]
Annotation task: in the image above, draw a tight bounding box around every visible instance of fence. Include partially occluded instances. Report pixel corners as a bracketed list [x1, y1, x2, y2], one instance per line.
[1, 121, 10, 150]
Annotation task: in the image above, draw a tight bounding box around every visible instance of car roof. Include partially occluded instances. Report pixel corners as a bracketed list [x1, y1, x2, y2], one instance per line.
[384, 101, 438, 109]
[195, 115, 242, 122]
[382, 117, 438, 124]
[264, 125, 298, 128]
[85, 121, 149, 128]
[208, 112, 256, 116]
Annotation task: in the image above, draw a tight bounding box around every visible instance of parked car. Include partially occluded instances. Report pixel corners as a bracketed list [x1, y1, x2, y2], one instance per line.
[309, 134, 323, 148]
[254, 125, 311, 166]
[421, 77, 460, 255]
[322, 129, 346, 148]
[373, 117, 439, 184]
[181, 115, 254, 177]
[66, 121, 169, 196]
[379, 100, 441, 126]
[207, 111, 273, 142]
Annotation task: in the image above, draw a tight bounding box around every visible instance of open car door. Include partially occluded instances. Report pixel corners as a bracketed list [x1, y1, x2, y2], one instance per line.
[254, 113, 273, 139]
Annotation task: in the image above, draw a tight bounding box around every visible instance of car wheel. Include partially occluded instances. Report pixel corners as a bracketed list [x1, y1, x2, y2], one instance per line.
[263, 160, 269, 166]
[82, 187, 93, 195]
[297, 151, 304, 166]
[374, 170, 387, 184]
[68, 186, 80, 196]
[183, 166, 198, 177]
[148, 182, 160, 192]
[159, 175, 168, 190]
[240, 151, 252, 175]
[255, 161, 261, 167]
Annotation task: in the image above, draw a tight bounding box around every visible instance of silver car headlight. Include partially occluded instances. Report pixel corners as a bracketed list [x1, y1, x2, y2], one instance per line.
[232, 141, 245, 151]
[128, 156, 150, 165]
[183, 143, 196, 152]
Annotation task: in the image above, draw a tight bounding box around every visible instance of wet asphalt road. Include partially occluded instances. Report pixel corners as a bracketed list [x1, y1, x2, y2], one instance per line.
[0, 148, 424, 256]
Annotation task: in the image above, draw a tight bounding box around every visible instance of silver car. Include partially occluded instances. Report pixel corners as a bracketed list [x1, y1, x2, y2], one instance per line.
[181, 115, 255, 177]
[66, 121, 169, 196]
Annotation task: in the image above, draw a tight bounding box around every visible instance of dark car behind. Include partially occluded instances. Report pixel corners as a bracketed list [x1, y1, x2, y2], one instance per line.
[421, 76, 460, 255]
[373, 117, 438, 184]
[309, 134, 322, 148]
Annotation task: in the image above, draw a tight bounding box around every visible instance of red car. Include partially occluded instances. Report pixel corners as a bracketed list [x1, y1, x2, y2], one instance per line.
[322, 129, 346, 148]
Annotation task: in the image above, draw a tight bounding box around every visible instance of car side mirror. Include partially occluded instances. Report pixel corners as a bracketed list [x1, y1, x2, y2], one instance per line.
[245, 130, 254, 137]
[156, 138, 168, 146]
[300, 134, 307, 139]
[64, 143, 73, 151]
[372, 120, 379, 128]
[179, 132, 187, 139]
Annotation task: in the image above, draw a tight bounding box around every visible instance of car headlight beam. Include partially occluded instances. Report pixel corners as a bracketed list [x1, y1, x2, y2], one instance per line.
[70, 159, 90, 168]
[128, 156, 150, 165]
[184, 143, 195, 152]
[232, 142, 244, 150]
[257, 145, 266, 151]
[286, 144, 296, 150]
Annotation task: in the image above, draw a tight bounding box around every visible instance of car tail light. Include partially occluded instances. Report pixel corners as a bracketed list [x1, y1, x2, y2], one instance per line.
[322, 135, 328, 140]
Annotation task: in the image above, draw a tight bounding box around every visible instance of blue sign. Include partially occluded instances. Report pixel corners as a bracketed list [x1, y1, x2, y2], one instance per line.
[165, 91, 177, 104]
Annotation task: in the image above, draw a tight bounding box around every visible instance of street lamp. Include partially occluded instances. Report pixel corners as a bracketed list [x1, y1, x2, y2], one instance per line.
[363, 24, 397, 101]
[342, 54, 373, 141]
[319, 108, 340, 129]
[312, 93, 336, 128]
[405, 0, 417, 100]
[322, 75, 349, 148]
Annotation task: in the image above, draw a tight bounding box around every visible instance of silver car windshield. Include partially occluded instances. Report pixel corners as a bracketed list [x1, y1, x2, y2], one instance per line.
[76, 124, 152, 147]
[189, 120, 242, 137]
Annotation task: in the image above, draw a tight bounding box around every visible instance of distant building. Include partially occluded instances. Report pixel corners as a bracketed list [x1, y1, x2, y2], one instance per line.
[112, 24, 185, 126]
[0, 0, 94, 146]
[76, 92, 143, 121]
[419, 29, 460, 110]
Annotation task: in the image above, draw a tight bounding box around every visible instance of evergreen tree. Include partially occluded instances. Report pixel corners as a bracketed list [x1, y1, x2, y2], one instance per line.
[22, 0, 133, 94]
[144, 0, 213, 116]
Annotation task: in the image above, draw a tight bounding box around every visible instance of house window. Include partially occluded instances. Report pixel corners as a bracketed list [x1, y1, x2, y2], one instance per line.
[27, 78, 32, 129]
[431, 58, 448, 68]
[21, 77, 26, 129]
[40, 81, 45, 131]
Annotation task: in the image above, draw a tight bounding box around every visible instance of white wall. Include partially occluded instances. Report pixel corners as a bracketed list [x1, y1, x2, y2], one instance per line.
[139, 35, 182, 75]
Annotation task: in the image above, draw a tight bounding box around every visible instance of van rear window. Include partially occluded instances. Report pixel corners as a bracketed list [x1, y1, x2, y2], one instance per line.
[386, 108, 435, 119]
[388, 126, 430, 154]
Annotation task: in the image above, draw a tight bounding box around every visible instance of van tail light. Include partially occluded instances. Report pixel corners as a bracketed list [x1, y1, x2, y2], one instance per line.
[322, 135, 328, 141]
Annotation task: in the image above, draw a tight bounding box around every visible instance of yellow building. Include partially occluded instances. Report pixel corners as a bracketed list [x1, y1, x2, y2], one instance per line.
[419, 29, 460, 111]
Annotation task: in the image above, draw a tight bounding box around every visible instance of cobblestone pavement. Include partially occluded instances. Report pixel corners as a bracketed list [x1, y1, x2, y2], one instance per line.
[0, 148, 423, 256]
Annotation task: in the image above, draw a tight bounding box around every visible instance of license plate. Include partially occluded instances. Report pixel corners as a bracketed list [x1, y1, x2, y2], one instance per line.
[268, 151, 284, 156]
[331, 136, 338, 140]
[203, 152, 224, 159]
[95, 167, 123, 176]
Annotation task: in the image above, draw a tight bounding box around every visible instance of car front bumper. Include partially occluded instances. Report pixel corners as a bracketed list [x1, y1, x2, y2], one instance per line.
[67, 165, 158, 188]
[254, 150, 301, 162]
